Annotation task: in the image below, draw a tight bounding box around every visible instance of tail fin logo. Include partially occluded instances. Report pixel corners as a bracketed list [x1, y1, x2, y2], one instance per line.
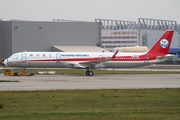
[160, 39, 169, 48]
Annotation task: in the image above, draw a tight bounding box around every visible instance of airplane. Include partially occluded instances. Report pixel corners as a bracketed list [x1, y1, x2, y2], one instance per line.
[2, 30, 175, 76]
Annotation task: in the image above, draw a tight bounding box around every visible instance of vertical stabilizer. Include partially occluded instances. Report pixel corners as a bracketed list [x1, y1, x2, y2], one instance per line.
[147, 30, 174, 55]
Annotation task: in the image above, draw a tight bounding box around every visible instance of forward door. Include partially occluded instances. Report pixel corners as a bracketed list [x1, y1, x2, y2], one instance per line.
[56, 53, 61, 64]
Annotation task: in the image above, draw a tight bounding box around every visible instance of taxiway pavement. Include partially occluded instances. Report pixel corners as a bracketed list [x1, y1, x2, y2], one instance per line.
[0, 74, 180, 91]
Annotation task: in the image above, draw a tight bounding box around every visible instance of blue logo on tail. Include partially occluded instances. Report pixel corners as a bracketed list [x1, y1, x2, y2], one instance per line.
[160, 39, 169, 48]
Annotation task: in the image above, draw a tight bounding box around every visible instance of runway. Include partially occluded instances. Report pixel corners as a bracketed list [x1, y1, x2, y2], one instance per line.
[0, 74, 180, 91]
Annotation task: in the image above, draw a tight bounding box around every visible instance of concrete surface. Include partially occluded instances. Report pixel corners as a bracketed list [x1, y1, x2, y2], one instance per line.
[0, 74, 180, 91]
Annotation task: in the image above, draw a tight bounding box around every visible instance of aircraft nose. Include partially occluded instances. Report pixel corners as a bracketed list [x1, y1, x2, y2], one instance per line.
[3, 59, 8, 66]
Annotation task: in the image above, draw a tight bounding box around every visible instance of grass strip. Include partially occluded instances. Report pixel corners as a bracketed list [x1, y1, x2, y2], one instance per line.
[0, 88, 180, 120]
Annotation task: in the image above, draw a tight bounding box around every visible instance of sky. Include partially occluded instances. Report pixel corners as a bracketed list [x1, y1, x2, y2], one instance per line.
[0, 0, 180, 23]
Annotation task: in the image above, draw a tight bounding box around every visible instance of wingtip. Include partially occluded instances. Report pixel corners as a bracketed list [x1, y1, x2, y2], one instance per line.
[112, 50, 119, 59]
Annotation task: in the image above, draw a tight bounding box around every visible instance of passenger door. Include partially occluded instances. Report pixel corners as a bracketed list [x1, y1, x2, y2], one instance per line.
[56, 53, 61, 64]
[21, 53, 26, 62]
[144, 54, 149, 63]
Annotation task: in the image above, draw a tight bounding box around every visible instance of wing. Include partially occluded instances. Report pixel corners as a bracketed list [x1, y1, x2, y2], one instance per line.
[70, 50, 119, 69]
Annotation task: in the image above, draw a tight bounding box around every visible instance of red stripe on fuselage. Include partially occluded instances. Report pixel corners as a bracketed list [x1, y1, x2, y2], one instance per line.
[24, 54, 158, 62]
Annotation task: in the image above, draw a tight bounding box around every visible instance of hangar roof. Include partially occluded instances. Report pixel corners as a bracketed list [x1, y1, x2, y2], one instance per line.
[51, 46, 110, 52]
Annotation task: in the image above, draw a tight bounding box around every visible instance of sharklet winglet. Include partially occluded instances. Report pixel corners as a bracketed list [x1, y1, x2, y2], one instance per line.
[112, 50, 118, 59]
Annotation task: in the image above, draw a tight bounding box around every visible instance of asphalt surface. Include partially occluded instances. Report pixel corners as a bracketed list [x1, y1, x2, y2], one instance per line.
[0, 74, 180, 91]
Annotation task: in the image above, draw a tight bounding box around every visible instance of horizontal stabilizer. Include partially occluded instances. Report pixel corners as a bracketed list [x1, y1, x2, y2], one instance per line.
[156, 54, 176, 60]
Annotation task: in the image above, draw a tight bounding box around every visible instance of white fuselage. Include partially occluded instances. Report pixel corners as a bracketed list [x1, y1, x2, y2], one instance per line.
[4, 51, 170, 69]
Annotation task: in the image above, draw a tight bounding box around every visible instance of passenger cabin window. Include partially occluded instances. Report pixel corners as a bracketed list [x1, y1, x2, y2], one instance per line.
[36, 54, 40, 57]
[49, 54, 52, 57]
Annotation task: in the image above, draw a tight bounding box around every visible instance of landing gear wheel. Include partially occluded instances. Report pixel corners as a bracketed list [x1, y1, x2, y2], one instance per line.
[89, 71, 94, 76]
[86, 71, 89, 76]
[86, 71, 94, 76]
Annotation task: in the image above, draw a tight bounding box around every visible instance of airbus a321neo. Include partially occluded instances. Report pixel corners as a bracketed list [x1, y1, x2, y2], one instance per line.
[3, 30, 175, 76]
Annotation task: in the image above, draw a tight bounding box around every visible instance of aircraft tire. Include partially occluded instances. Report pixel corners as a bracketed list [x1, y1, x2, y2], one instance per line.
[86, 71, 94, 76]
[86, 71, 89, 76]
[89, 71, 94, 76]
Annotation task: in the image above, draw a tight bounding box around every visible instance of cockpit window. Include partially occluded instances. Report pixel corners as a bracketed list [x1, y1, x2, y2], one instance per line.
[11, 55, 18, 60]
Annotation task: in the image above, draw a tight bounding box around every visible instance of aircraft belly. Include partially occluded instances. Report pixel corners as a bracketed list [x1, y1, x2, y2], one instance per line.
[14, 62, 61, 68]
[31, 62, 57, 67]
[23, 62, 74, 68]
[104, 62, 150, 68]
[10, 62, 29, 67]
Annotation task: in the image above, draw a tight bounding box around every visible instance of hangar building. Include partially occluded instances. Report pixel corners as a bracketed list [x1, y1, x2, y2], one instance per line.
[0, 19, 101, 58]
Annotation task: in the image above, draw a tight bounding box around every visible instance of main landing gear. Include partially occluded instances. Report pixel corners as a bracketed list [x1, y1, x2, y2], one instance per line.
[86, 67, 94, 76]
[86, 71, 94, 76]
